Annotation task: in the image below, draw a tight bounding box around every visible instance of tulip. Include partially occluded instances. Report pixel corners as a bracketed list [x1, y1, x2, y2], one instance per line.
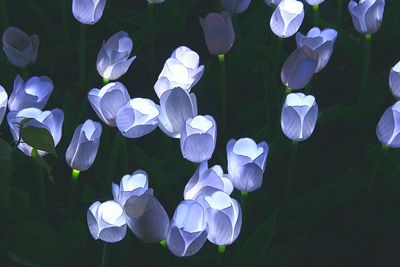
[112, 170, 149, 206]
[158, 87, 198, 138]
[296, 27, 338, 73]
[199, 12, 235, 56]
[154, 46, 204, 98]
[348, 0, 385, 35]
[72, 0, 107, 25]
[270, 0, 304, 38]
[97, 31, 136, 81]
[376, 101, 400, 148]
[196, 190, 242, 245]
[180, 115, 217, 163]
[0, 86, 8, 125]
[281, 93, 318, 141]
[281, 46, 318, 90]
[7, 108, 64, 157]
[221, 0, 251, 14]
[304, 0, 324, 5]
[389, 61, 400, 99]
[8, 75, 54, 112]
[184, 161, 233, 200]
[124, 192, 169, 243]
[167, 200, 208, 257]
[264, 0, 283, 7]
[2, 26, 39, 68]
[227, 138, 269, 193]
[88, 82, 130, 127]
[116, 98, 159, 138]
[87, 200, 127, 243]
[65, 119, 102, 172]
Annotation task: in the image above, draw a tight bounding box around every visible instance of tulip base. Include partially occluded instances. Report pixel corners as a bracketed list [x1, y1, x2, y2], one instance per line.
[286, 141, 299, 201]
[72, 169, 80, 180]
[358, 34, 372, 106]
[160, 240, 167, 247]
[313, 5, 319, 26]
[218, 54, 227, 140]
[218, 245, 226, 253]
[103, 78, 110, 85]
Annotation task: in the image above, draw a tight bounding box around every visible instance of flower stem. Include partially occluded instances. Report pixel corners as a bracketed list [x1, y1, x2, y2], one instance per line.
[21, 67, 29, 80]
[0, 0, 9, 30]
[337, 0, 343, 27]
[79, 24, 87, 86]
[100, 242, 108, 267]
[68, 169, 80, 219]
[218, 245, 226, 253]
[103, 78, 110, 85]
[286, 141, 299, 201]
[148, 3, 155, 74]
[106, 132, 122, 186]
[160, 240, 167, 247]
[313, 5, 319, 26]
[32, 149, 47, 220]
[218, 54, 227, 141]
[358, 34, 372, 107]
[60, 0, 70, 39]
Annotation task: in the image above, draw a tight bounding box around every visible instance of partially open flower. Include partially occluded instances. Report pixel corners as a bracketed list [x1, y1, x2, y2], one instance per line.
[72, 0, 107, 25]
[376, 101, 400, 148]
[2, 26, 39, 68]
[270, 0, 304, 38]
[348, 0, 385, 34]
[87, 200, 127, 243]
[0, 86, 8, 125]
[221, 0, 251, 14]
[112, 170, 149, 206]
[389, 61, 400, 99]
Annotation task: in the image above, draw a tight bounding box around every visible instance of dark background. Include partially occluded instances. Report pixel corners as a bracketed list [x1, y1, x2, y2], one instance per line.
[1, 0, 400, 266]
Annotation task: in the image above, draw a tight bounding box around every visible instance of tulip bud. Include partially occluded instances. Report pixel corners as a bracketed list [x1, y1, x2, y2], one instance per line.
[2, 26, 39, 68]
[270, 0, 304, 38]
[184, 161, 233, 200]
[304, 0, 324, 5]
[8, 75, 54, 112]
[196, 190, 242, 246]
[0, 86, 8, 125]
[124, 192, 170, 243]
[116, 98, 159, 138]
[158, 87, 198, 138]
[376, 101, 400, 148]
[281, 93, 318, 141]
[167, 200, 208, 257]
[348, 0, 385, 34]
[65, 119, 102, 172]
[296, 27, 338, 73]
[112, 170, 149, 206]
[199, 12, 235, 56]
[389, 61, 400, 99]
[180, 115, 217, 163]
[88, 82, 130, 127]
[72, 0, 107, 25]
[281, 46, 318, 90]
[97, 31, 136, 81]
[87, 200, 127, 243]
[221, 0, 251, 14]
[154, 46, 204, 98]
[7, 108, 64, 157]
[227, 138, 269, 193]
[264, 0, 283, 7]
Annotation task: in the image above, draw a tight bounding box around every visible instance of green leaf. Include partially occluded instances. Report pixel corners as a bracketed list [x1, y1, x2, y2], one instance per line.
[318, 105, 360, 125]
[31, 150, 55, 183]
[21, 126, 56, 155]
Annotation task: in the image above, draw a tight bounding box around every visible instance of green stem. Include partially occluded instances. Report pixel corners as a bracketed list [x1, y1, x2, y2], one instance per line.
[21, 67, 29, 80]
[218, 245, 226, 253]
[100, 242, 108, 267]
[337, 0, 343, 27]
[313, 5, 319, 26]
[0, 0, 9, 30]
[160, 240, 167, 247]
[68, 169, 80, 219]
[60, 0, 70, 39]
[358, 34, 372, 107]
[286, 141, 299, 201]
[106, 132, 122, 185]
[120, 137, 129, 174]
[79, 24, 87, 86]
[103, 78, 110, 85]
[32, 150, 47, 220]
[218, 54, 227, 140]
[148, 3, 155, 74]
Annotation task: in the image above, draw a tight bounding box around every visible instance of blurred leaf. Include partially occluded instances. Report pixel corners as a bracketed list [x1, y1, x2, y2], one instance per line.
[21, 126, 56, 155]
[318, 105, 360, 125]
[262, 235, 308, 266]
[59, 220, 88, 258]
[31, 151, 54, 183]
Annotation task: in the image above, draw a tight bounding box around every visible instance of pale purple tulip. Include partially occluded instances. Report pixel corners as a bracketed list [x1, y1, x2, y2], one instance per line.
[112, 170, 149, 206]
[389, 61, 400, 99]
[72, 0, 107, 25]
[376, 101, 400, 148]
[348, 0, 385, 34]
[0, 86, 8, 125]
[270, 0, 304, 38]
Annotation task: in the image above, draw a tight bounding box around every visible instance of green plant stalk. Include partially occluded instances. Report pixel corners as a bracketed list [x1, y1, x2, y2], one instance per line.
[358, 34, 372, 107]
[286, 141, 299, 201]
[32, 149, 47, 220]
[313, 5, 319, 26]
[337, 0, 343, 27]
[106, 132, 122, 185]
[365, 145, 387, 212]
[101, 242, 108, 267]
[120, 137, 129, 174]
[79, 24, 87, 86]
[148, 3, 155, 74]
[0, 0, 9, 30]
[68, 169, 80, 219]
[60, 0, 70, 39]
[218, 54, 227, 140]
[21, 67, 29, 80]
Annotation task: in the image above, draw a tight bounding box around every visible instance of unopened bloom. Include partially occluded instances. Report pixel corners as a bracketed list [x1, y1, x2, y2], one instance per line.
[154, 46, 204, 98]
[112, 170, 149, 206]
[88, 82, 130, 126]
[281, 93, 318, 141]
[281, 46, 318, 90]
[196, 191, 242, 246]
[180, 115, 217, 163]
[116, 98, 159, 138]
[0, 86, 8, 125]
[270, 0, 304, 38]
[184, 161, 233, 200]
[167, 200, 208, 257]
[221, 0, 251, 14]
[348, 0, 385, 34]
[2, 26, 39, 68]
[264, 0, 283, 7]
[87, 200, 127, 243]
[7, 108, 64, 156]
[124, 192, 169, 243]
[97, 31, 136, 81]
[389, 61, 400, 99]
[158, 87, 198, 138]
[65, 119, 102, 171]
[8, 75, 53, 112]
[227, 138, 269, 192]
[304, 0, 324, 5]
[72, 0, 107, 25]
[296, 27, 338, 73]
[200, 12, 235, 55]
[376, 101, 400, 148]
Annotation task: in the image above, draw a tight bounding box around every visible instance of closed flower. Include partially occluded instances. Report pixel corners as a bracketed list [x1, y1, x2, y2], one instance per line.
[167, 200, 208, 257]
[200, 12, 235, 56]
[376, 101, 400, 148]
[88, 82, 130, 126]
[158, 87, 198, 138]
[389, 61, 400, 99]
[116, 98, 159, 138]
[0, 86, 8, 125]
[304, 0, 324, 5]
[7, 108, 64, 157]
[281, 93, 318, 141]
[112, 170, 149, 206]
[227, 138, 269, 192]
[221, 0, 251, 14]
[65, 119, 102, 171]
[2, 26, 39, 68]
[72, 0, 107, 25]
[180, 115, 217, 163]
[87, 200, 127, 243]
[348, 0, 385, 34]
[97, 31, 136, 81]
[154, 46, 204, 98]
[296, 27, 338, 73]
[270, 0, 304, 38]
